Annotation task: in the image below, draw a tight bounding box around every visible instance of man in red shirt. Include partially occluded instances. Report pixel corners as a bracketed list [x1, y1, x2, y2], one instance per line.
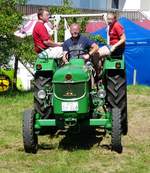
[32, 8, 63, 58]
[107, 12, 126, 56]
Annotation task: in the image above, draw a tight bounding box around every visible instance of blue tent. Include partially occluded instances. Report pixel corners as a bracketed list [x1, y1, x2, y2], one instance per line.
[92, 17, 150, 85]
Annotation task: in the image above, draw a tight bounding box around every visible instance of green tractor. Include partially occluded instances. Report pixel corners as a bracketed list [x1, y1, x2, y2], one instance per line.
[22, 49, 128, 154]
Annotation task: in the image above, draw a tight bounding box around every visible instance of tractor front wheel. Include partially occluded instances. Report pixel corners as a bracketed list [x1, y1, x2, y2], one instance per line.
[22, 109, 38, 154]
[111, 108, 122, 153]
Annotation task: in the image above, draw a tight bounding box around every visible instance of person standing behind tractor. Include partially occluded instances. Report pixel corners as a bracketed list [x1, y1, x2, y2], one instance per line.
[32, 8, 63, 58]
[62, 23, 99, 64]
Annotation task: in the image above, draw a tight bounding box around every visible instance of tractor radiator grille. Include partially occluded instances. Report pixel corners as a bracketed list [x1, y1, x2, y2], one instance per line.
[54, 83, 85, 99]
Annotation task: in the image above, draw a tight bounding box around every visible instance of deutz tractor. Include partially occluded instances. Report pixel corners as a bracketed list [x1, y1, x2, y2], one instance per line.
[22, 49, 128, 154]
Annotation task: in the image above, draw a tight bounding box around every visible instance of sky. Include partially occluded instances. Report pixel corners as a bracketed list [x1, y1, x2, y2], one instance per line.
[28, 0, 77, 6]
[27, 0, 107, 10]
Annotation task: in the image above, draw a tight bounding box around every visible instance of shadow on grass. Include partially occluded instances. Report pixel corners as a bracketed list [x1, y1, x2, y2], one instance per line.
[21, 127, 111, 153]
[57, 127, 111, 151]
[12, 90, 33, 96]
[38, 143, 56, 150]
[0, 89, 32, 97]
[37, 127, 112, 152]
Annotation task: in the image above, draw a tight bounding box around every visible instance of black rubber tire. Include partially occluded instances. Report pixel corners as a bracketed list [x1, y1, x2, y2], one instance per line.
[111, 108, 122, 153]
[34, 76, 52, 119]
[122, 96, 128, 135]
[106, 71, 128, 135]
[22, 109, 38, 154]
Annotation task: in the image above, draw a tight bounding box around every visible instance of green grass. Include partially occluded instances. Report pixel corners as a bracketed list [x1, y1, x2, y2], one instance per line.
[0, 86, 150, 173]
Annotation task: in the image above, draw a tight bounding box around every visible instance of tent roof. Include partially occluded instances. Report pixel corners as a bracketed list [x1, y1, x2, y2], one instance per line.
[134, 20, 150, 30]
[92, 17, 150, 45]
[14, 13, 53, 38]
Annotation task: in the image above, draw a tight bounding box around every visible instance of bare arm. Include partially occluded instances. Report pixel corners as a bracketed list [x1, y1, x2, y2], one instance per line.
[111, 33, 126, 52]
[89, 43, 99, 56]
[82, 43, 99, 60]
[43, 40, 62, 47]
[62, 51, 68, 64]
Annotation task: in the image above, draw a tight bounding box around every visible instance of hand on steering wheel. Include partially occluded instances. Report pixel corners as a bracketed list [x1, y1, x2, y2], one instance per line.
[66, 49, 89, 59]
[82, 54, 90, 60]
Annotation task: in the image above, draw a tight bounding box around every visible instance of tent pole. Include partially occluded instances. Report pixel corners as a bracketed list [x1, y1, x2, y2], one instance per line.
[133, 69, 137, 85]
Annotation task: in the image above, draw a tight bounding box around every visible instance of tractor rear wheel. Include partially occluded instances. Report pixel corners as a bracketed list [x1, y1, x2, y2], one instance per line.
[23, 109, 38, 154]
[34, 75, 52, 119]
[106, 71, 128, 135]
[111, 108, 122, 153]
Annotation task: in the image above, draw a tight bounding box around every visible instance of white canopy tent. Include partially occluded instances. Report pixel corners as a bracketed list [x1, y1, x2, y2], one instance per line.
[14, 13, 53, 38]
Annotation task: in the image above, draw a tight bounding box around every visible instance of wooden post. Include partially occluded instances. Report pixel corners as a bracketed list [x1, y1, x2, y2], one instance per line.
[13, 56, 19, 91]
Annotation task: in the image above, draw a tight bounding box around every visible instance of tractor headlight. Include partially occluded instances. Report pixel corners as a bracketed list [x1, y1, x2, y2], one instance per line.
[98, 89, 106, 99]
[37, 90, 46, 99]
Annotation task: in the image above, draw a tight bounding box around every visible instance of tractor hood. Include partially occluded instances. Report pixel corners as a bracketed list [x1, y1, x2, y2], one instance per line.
[53, 59, 90, 83]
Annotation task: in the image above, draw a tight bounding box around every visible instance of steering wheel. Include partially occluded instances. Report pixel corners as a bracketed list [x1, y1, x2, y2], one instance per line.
[66, 49, 89, 59]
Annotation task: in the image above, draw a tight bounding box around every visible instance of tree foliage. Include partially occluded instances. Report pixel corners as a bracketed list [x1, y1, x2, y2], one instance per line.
[0, 0, 36, 64]
[0, 0, 89, 64]
[14, 36, 36, 64]
[90, 35, 107, 45]
[49, 0, 89, 42]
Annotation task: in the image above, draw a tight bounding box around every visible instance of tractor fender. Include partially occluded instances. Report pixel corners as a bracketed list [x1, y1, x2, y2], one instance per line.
[34, 58, 57, 74]
[103, 58, 125, 70]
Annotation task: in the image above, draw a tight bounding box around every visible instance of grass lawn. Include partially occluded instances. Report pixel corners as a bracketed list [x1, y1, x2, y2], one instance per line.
[0, 85, 150, 173]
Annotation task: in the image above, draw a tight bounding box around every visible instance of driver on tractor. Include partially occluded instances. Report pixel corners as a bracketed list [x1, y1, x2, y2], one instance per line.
[62, 23, 99, 64]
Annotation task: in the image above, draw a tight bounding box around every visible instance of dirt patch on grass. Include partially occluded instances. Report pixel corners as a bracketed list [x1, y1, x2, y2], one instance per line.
[127, 94, 150, 142]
